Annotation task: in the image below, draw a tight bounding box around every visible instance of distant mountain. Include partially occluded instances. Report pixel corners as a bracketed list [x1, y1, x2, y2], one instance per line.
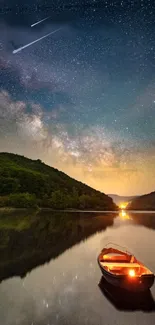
[127, 191, 155, 210]
[108, 194, 138, 205]
[0, 152, 117, 210]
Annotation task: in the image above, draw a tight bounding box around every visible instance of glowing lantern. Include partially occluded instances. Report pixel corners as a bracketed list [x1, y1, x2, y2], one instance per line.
[128, 269, 135, 277]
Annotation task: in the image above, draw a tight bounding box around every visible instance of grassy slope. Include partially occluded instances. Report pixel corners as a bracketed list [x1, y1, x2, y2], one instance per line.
[0, 152, 117, 210]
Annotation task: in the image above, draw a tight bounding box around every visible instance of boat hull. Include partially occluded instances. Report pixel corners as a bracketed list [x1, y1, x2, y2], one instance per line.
[98, 276, 155, 311]
[98, 258, 154, 291]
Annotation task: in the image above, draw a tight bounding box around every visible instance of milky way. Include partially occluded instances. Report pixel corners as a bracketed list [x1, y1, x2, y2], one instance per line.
[0, 0, 155, 195]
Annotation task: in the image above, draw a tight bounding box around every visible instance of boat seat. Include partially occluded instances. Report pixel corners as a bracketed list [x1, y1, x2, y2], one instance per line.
[101, 262, 140, 267]
[130, 255, 135, 263]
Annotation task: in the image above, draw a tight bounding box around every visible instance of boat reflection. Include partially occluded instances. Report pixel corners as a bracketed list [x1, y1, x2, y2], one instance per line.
[98, 276, 155, 312]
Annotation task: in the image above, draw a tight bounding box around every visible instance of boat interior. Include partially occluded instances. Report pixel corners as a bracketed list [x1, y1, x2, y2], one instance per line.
[99, 249, 153, 276]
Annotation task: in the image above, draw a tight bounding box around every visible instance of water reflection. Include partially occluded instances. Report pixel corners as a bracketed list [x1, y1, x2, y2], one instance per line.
[115, 210, 155, 230]
[0, 210, 155, 325]
[119, 210, 132, 220]
[0, 209, 155, 284]
[99, 276, 155, 312]
[131, 212, 155, 230]
[0, 209, 115, 283]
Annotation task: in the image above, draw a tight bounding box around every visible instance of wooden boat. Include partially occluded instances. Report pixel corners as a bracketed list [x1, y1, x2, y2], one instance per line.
[98, 243, 155, 291]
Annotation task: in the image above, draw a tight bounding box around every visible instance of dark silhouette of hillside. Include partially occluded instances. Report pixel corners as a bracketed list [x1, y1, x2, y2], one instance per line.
[127, 192, 155, 210]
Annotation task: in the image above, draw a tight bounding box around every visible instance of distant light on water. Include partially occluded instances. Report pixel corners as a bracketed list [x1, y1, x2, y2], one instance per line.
[121, 210, 127, 218]
[119, 210, 131, 220]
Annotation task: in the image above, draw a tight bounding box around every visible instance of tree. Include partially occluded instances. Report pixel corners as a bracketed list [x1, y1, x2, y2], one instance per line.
[7, 193, 37, 208]
[0, 177, 20, 195]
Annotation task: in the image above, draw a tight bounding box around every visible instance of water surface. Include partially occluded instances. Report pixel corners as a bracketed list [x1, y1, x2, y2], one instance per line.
[0, 209, 155, 325]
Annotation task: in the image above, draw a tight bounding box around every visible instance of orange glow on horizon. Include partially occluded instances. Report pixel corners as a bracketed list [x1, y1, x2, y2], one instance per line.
[119, 202, 128, 209]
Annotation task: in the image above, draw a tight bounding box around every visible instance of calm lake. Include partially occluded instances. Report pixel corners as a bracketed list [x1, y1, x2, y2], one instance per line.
[0, 209, 155, 325]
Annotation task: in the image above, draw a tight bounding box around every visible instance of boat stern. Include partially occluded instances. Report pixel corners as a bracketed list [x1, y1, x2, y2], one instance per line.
[122, 273, 155, 291]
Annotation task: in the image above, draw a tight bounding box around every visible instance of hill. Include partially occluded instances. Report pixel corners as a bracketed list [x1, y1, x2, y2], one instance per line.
[0, 152, 117, 210]
[127, 191, 155, 210]
[108, 194, 138, 205]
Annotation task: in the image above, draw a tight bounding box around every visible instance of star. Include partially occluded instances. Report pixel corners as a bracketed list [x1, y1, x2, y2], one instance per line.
[0, 0, 155, 195]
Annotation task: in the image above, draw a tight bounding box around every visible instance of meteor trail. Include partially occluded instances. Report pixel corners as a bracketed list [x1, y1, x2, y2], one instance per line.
[12, 28, 61, 54]
[31, 16, 51, 27]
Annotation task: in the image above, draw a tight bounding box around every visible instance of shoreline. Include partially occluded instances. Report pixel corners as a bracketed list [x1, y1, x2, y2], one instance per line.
[0, 207, 118, 212]
[0, 207, 155, 213]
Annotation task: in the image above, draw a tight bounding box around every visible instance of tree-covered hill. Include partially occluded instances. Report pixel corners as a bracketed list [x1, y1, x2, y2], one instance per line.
[0, 152, 117, 210]
[127, 191, 155, 210]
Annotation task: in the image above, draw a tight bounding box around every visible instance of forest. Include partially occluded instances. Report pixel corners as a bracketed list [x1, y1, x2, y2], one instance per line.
[0, 153, 117, 210]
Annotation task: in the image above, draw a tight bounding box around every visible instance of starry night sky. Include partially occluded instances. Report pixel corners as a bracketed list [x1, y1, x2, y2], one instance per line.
[0, 0, 155, 195]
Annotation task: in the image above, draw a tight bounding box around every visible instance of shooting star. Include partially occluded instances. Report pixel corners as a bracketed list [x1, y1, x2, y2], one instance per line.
[12, 28, 61, 54]
[31, 16, 51, 27]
